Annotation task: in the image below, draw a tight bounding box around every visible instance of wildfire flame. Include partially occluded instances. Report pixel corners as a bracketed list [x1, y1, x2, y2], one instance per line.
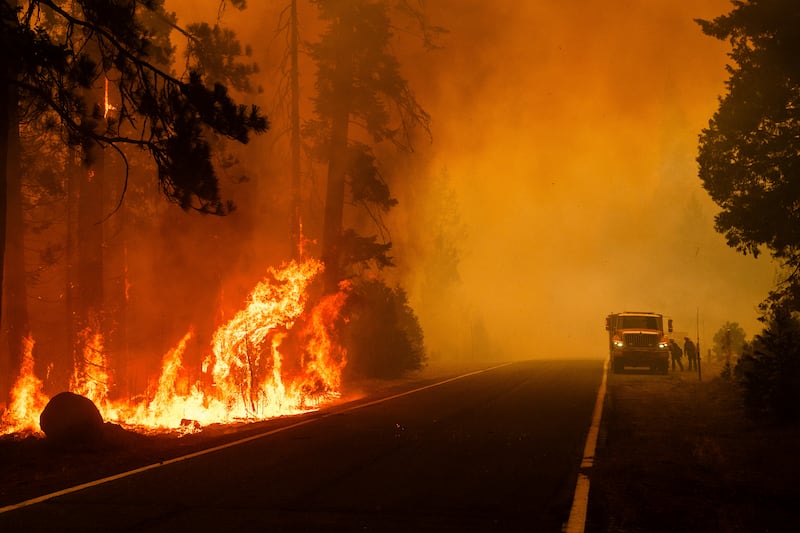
[0, 258, 350, 436]
[103, 76, 116, 119]
[0, 338, 48, 435]
[71, 323, 112, 413]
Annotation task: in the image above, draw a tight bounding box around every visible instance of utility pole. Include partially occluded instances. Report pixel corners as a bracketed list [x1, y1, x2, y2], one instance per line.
[696, 307, 702, 381]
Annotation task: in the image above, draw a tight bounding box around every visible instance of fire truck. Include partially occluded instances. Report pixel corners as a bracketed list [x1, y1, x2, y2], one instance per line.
[605, 311, 672, 374]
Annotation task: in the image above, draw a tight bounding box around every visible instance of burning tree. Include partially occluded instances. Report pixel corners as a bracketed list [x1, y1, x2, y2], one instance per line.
[1, 256, 352, 434]
[266, 1, 441, 377]
[0, 1, 360, 432]
[0, 1, 266, 402]
[0, 0, 438, 437]
[299, 0, 443, 377]
[305, 0, 433, 290]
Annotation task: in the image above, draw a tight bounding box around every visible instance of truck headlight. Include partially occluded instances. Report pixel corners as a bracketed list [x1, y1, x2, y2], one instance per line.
[613, 339, 624, 348]
[658, 341, 669, 349]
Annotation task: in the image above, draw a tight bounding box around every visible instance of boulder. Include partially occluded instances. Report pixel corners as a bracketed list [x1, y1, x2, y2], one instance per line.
[39, 392, 104, 448]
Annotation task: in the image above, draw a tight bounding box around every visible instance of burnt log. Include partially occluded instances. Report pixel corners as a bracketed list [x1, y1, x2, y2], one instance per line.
[39, 392, 104, 448]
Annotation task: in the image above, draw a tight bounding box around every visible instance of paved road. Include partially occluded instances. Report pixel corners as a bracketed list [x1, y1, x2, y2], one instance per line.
[0, 359, 604, 532]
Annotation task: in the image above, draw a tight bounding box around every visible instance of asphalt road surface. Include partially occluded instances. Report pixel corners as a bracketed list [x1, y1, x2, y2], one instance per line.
[0, 359, 604, 532]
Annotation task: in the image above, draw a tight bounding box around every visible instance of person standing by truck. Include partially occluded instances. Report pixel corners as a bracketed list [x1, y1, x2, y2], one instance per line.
[669, 339, 684, 371]
[684, 337, 697, 372]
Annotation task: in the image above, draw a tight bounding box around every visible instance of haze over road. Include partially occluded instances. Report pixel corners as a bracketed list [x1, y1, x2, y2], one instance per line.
[1, 360, 604, 532]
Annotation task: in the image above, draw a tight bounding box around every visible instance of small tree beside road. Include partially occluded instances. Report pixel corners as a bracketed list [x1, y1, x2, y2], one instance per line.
[712, 321, 746, 365]
[734, 306, 800, 420]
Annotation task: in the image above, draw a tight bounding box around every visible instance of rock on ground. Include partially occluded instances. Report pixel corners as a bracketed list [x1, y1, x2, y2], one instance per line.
[39, 392, 104, 449]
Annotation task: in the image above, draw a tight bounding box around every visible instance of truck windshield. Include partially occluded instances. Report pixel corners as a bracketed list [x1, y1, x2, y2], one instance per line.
[619, 316, 660, 330]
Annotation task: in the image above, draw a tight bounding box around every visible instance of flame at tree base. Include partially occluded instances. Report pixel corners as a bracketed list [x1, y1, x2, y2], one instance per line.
[0, 337, 48, 436]
[0, 258, 350, 436]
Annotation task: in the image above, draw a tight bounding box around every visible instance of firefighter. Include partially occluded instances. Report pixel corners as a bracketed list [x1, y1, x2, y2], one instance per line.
[684, 337, 697, 372]
[669, 338, 684, 372]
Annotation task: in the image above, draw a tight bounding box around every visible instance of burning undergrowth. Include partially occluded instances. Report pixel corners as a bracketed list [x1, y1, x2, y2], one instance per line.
[0, 257, 350, 436]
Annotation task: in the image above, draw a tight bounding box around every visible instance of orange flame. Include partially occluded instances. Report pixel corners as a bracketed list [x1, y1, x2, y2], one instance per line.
[206, 258, 324, 417]
[297, 280, 351, 400]
[103, 76, 116, 119]
[0, 258, 351, 436]
[71, 324, 112, 412]
[0, 337, 48, 435]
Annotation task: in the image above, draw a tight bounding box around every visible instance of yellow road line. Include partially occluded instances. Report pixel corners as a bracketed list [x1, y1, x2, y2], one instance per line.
[564, 357, 609, 533]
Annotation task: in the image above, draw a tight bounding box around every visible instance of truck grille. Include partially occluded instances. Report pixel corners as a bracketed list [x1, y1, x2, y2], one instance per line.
[623, 333, 659, 347]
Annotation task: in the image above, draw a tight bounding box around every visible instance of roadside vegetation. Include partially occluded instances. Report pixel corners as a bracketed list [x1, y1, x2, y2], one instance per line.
[697, 0, 800, 424]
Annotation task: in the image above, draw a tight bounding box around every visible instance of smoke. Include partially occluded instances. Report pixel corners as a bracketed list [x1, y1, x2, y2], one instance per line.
[385, 0, 776, 361]
[147, 0, 775, 368]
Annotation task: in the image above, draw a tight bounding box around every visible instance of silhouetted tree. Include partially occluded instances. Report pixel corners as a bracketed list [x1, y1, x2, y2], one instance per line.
[416, 168, 469, 360]
[288, 0, 301, 256]
[734, 305, 800, 421]
[697, 1, 800, 306]
[343, 278, 425, 379]
[2, 64, 25, 398]
[697, 0, 800, 422]
[306, 0, 432, 291]
[0, 0, 267, 400]
[302, 0, 443, 377]
[712, 321, 746, 380]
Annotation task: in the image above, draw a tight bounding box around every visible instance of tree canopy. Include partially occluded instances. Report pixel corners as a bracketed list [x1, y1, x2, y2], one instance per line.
[2, 0, 268, 215]
[699, 1, 800, 418]
[696, 1, 800, 269]
[305, 0, 431, 287]
[711, 321, 747, 362]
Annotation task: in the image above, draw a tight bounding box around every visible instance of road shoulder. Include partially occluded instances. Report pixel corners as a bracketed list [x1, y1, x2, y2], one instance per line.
[587, 364, 800, 532]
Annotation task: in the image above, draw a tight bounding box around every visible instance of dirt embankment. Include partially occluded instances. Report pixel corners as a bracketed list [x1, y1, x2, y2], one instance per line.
[587, 361, 800, 533]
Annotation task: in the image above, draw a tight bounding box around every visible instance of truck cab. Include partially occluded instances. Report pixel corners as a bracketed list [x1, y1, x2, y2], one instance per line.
[605, 311, 672, 374]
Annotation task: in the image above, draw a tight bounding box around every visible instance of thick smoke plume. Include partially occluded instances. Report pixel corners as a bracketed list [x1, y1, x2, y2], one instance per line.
[161, 0, 775, 364]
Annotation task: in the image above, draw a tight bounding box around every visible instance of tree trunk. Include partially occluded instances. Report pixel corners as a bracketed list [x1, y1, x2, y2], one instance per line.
[320, 50, 352, 292]
[289, 0, 301, 257]
[0, 32, 10, 402]
[76, 83, 106, 350]
[64, 151, 78, 390]
[5, 84, 29, 389]
[77, 154, 104, 315]
[104, 149, 129, 398]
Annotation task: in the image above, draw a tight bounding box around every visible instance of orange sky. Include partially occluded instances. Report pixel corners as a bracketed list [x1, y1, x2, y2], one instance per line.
[167, 0, 777, 362]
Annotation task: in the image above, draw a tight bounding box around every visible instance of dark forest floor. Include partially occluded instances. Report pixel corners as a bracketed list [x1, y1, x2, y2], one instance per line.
[587, 360, 800, 533]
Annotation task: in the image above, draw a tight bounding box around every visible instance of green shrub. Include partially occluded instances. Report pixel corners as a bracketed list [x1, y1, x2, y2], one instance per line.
[734, 306, 800, 422]
[343, 278, 426, 380]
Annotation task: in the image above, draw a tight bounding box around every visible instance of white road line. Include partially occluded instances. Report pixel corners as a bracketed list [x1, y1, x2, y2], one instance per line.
[0, 363, 512, 515]
[564, 357, 609, 533]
